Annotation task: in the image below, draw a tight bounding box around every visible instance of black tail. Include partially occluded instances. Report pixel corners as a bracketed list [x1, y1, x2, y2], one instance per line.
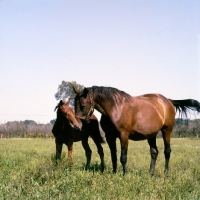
[169, 99, 200, 118]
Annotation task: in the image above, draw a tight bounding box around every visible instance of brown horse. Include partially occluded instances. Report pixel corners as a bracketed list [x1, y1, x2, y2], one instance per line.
[52, 99, 105, 172]
[71, 86, 200, 175]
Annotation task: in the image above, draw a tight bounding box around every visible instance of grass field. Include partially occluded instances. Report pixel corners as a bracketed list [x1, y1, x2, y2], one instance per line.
[0, 138, 200, 199]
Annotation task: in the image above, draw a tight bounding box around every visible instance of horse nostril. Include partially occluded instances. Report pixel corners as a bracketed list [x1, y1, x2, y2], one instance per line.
[75, 125, 80, 131]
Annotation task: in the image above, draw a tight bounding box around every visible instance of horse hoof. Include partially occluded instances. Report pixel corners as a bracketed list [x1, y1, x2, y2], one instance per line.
[149, 169, 154, 175]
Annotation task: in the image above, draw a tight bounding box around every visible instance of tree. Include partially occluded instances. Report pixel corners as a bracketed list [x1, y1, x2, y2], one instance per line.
[24, 120, 37, 125]
[0, 120, 53, 138]
[50, 119, 56, 125]
[54, 81, 84, 108]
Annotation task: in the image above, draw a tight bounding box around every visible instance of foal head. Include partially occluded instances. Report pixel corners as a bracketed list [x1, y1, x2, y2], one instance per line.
[56, 99, 81, 130]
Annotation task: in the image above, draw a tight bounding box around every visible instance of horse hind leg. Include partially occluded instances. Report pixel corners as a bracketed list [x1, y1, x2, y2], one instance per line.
[81, 139, 92, 171]
[161, 127, 172, 175]
[147, 135, 159, 175]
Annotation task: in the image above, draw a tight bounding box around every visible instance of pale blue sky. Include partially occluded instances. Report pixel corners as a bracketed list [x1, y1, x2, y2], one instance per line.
[0, 0, 200, 123]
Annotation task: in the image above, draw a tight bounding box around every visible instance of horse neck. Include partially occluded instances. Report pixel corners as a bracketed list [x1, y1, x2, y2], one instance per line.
[93, 92, 116, 117]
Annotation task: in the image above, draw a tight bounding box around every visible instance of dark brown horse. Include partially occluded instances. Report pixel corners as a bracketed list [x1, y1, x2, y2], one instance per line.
[71, 86, 200, 175]
[52, 99, 105, 172]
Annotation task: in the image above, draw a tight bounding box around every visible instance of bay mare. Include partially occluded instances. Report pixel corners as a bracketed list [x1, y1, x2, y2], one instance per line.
[73, 86, 200, 175]
[52, 99, 105, 172]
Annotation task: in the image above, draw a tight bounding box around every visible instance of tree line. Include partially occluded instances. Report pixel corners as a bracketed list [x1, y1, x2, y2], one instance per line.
[0, 120, 54, 138]
[1, 81, 199, 138]
[0, 118, 199, 138]
[172, 118, 200, 138]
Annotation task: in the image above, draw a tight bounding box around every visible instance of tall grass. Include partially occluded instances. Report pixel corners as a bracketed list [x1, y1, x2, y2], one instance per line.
[0, 138, 199, 199]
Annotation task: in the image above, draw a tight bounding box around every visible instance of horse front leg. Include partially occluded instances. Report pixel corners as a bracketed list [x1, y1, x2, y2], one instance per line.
[107, 137, 117, 173]
[55, 139, 63, 160]
[81, 138, 92, 171]
[120, 135, 129, 175]
[147, 136, 159, 175]
[66, 142, 74, 168]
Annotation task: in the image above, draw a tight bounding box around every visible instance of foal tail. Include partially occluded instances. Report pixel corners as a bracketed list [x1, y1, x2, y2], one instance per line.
[169, 99, 200, 118]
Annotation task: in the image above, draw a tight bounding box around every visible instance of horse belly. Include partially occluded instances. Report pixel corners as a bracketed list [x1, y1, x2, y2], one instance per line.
[73, 131, 85, 142]
[129, 131, 158, 141]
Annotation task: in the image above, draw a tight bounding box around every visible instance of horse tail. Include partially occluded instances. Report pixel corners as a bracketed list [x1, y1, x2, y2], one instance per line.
[169, 99, 200, 118]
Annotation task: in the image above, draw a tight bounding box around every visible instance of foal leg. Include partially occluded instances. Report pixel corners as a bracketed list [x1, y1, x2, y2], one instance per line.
[107, 137, 117, 173]
[82, 138, 92, 171]
[92, 139, 105, 172]
[67, 142, 73, 160]
[162, 128, 172, 174]
[55, 140, 63, 160]
[66, 142, 74, 168]
[147, 136, 158, 175]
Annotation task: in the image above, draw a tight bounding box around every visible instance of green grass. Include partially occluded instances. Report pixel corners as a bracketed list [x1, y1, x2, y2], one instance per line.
[0, 138, 200, 199]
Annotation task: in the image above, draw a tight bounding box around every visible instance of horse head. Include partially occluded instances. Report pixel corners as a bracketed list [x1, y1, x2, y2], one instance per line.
[73, 87, 94, 122]
[56, 99, 82, 130]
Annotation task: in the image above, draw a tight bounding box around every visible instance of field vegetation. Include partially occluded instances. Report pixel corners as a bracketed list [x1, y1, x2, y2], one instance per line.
[0, 138, 200, 199]
[0, 119, 200, 138]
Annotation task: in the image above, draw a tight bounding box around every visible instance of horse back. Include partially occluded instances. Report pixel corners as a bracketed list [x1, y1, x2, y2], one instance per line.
[114, 93, 176, 138]
[133, 93, 175, 125]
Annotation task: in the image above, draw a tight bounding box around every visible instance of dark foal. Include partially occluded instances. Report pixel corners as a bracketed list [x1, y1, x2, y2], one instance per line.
[52, 99, 105, 172]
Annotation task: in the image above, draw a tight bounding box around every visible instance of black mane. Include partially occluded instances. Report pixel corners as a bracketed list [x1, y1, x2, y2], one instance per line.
[88, 86, 131, 104]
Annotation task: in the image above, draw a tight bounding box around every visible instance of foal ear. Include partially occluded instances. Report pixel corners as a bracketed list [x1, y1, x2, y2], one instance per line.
[72, 86, 80, 94]
[58, 100, 63, 106]
[66, 98, 70, 106]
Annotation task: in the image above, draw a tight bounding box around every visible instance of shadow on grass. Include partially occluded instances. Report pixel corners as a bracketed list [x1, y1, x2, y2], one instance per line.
[79, 162, 105, 174]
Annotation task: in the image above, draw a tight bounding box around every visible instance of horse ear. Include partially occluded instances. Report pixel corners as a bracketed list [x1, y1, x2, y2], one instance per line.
[82, 88, 88, 98]
[72, 86, 80, 94]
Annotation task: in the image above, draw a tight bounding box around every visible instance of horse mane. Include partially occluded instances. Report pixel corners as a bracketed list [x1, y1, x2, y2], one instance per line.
[88, 86, 131, 104]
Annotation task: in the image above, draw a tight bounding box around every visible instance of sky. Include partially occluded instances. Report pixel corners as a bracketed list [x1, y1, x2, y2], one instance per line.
[0, 0, 200, 124]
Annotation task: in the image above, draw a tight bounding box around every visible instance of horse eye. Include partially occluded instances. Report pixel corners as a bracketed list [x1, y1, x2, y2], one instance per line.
[80, 105, 85, 110]
[63, 112, 68, 117]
